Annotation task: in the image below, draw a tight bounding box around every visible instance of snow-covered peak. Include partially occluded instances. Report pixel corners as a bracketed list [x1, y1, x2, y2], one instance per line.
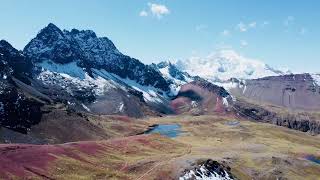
[24, 23, 170, 92]
[24, 23, 121, 65]
[39, 23, 64, 38]
[176, 49, 283, 82]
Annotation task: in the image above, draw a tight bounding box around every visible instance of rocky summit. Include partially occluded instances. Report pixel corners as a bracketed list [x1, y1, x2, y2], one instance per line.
[24, 23, 170, 92]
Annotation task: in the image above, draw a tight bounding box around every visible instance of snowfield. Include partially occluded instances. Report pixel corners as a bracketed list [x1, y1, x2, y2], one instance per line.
[37, 60, 166, 104]
[175, 49, 283, 82]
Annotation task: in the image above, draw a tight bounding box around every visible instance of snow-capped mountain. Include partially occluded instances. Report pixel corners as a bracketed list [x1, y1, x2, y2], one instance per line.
[21, 23, 174, 117]
[175, 49, 284, 82]
[1, 23, 320, 137]
[24, 23, 170, 92]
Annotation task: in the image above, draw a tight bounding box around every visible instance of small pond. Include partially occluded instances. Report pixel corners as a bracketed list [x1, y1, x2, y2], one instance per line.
[145, 124, 182, 138]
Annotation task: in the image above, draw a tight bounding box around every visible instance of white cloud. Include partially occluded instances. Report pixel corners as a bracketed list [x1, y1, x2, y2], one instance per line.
[248, 22, 257, 28]
[237, 22, 247, 32]
[221, 30, 230, 36]
[139, 10, 148, 17]
[240, 40, 248, 47]
[148, 3, 170, 18]
[195, 24, 208, 31]
[236, 21, 259, 32]
[284, 16, 295, 26]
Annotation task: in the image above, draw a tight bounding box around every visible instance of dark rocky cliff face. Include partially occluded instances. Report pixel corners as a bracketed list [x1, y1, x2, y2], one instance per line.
[0, 80, 43, 133]
[233, 100, 320, 135]
[24, 23, 170, 92]
[0, 41, 43, 133]
[273, 114, 320, 135]
[0, 40, 32, 83]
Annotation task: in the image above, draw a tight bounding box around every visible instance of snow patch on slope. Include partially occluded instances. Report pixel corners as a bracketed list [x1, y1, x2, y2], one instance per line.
[91, 69, 166, 103]
[37, 60, 166, 103]
[180, 164, 233, 180]
[156, 62, 192, 96]
[81, 103, 91, 112]
[37, 60, 116, 96]
[311, 74, 320, 86]
[118, 102, 124, 112]
[38, 60, 86, 79]
[116, 75, 165, 103]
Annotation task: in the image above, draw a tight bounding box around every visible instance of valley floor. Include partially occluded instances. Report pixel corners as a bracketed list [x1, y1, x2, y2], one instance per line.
[1, 115, 320, 180]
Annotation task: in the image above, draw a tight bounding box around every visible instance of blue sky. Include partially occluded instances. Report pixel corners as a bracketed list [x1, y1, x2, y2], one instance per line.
[0, 0, 319, 72]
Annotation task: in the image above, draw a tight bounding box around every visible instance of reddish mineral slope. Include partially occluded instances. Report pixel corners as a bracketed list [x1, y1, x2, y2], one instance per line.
[0, 134, 187, 179]
[171, 79, 232, 115]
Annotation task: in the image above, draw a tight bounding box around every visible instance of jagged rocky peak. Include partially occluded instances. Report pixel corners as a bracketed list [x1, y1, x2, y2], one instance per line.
[23, 23, 170, 92]
[24, 23, 84, 64]
[39, 23, 65, 39]
[24, 23, 121, 65]
[66, 28, 117, 51]
[63, 27, 121, 66]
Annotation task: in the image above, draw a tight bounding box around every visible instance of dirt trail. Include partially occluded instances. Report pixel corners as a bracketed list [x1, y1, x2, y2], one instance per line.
[136, 144, 192, 180]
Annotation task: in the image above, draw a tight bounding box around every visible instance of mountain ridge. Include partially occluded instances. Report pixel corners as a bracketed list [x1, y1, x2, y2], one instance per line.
[24, 23, 170, 92]
[1, 23, 320, 136]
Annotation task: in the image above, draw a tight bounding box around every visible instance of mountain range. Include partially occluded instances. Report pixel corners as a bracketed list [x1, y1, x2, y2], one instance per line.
[1, 23, 320, 135]
[1, 23, 320, 179]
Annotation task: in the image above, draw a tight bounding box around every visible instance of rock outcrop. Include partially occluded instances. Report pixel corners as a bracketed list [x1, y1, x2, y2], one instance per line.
[0, 41, 43, 133]
[180, 159, 236, 180]
[233, 100, 320, 135]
